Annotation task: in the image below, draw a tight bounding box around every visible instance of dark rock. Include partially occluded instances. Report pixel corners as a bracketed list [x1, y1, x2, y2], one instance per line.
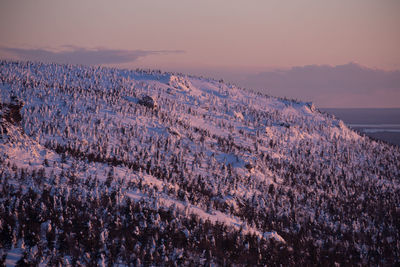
[138, 95, 157, 109]
[1, 96, 24, 125]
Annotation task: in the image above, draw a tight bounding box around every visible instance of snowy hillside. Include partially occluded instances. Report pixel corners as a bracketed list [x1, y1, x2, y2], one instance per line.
[0, 60, 399, 266]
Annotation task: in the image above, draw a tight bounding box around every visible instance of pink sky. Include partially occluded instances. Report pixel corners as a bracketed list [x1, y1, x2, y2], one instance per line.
[1, 0, 399, 107]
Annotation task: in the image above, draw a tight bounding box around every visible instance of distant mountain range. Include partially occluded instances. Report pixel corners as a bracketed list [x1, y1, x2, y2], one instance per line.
[0, 60, 399, 266]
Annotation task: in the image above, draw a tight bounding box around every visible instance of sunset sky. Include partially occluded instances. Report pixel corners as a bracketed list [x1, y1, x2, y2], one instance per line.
[1, 0, 399, 107]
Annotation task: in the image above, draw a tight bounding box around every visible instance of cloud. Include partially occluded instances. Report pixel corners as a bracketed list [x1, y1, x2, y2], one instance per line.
[238, 63, 400, 107]
[0, 46, 185, 65]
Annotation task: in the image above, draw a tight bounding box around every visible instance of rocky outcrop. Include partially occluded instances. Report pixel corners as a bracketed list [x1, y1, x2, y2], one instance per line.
[0, 96, 24, 137]
[1, 96, 24, 125]
[138, 95, 158, 109]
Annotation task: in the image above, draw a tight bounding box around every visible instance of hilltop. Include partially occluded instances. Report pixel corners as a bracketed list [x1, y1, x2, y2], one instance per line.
[0, 60, 399, 266]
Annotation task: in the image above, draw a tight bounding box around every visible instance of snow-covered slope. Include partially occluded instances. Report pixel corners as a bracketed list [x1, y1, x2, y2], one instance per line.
[0, 60, 399, 266]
